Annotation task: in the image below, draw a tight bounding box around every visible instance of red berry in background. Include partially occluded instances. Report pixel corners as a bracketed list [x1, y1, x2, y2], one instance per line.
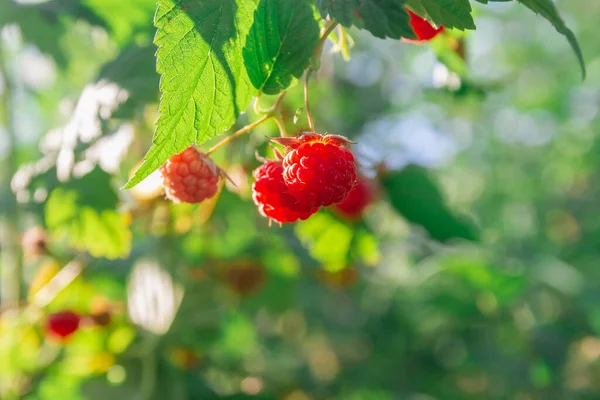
[252, 160, 318, 224]
[273, 133, 357, 208]
[331, 175, 376, 221]
[46, 310, 80, 341]
[159, 146, 221, 204]
[403, 9, 445, 43]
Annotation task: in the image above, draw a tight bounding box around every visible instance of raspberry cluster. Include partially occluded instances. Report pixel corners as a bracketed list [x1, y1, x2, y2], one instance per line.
[252, 133, 357, 224]
[159, 146, 222, 204]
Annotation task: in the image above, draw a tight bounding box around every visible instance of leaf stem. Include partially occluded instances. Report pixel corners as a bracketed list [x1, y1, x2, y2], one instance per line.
[304, 70, 315, 131]
[207, 114, 272, 155]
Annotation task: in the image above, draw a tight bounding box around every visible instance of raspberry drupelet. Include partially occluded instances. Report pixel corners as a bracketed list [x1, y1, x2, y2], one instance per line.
[159, 146, 222, 204]
[273, 133, 357, 208]
[252, 160, 318, 224]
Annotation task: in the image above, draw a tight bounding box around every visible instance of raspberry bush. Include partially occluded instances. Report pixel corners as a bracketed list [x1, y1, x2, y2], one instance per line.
[0, 0, 593, 399]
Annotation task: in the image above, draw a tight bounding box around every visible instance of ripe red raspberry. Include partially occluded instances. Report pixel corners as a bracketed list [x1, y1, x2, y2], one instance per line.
[403, 9, 445, 43]
[46, 310, 80, 340]
[252, 160, 318, 224]
[273, 133, 357, 208]
[159, 146, 221, 204]
[331, 175, 375, 221]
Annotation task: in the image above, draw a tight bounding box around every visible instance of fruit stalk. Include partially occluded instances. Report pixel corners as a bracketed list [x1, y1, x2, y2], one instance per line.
[207, 114, 272, 155]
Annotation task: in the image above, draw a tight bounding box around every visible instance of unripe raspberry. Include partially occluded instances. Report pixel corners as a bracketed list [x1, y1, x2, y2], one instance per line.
[46, 310, 80, 341]
[159, 146, 221, 204]
[252, 160, 318, 224]
[403, 10, 444, 43]
[273, 133, 357, 208]
[331, 175, 376, 221]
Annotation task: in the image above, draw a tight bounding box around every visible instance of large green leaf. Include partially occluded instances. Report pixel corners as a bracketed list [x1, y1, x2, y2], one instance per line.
[515, 0, 585, 79]
[125, 0, 259, 189]
[45, 168, 132, 259]
[316, 0, 416, 40]
[405, 0, 475, 30]
[243, 0, 320, 94]
[381, 166, 478, 242]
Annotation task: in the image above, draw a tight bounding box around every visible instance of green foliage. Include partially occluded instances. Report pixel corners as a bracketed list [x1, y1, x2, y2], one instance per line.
[516, 0, 586, 78]
[1, 0, 597, 399]
[243, 0, 320, 95]
[96, 44, 159, 118]
[45, 169, 131, 259]
[125, 0, 259, 189]
[316, 0, 416, 39]
[406, 0, 476, 30]
[82, 0, 156, 45]
[381, 166, 478, 242]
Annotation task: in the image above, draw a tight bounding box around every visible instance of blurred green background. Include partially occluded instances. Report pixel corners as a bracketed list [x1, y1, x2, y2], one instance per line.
[1, 0, 600, 399]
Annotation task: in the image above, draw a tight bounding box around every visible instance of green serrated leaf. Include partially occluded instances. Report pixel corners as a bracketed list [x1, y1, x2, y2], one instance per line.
[243, 0, 320, 95]
[381, 166, 478, 242]
[45, 168, 132, 259]
[406, 0, 475, 30]
[515, 0, 585, 79]
[125, 0, 259, 189]
[317, 0, 416, 40]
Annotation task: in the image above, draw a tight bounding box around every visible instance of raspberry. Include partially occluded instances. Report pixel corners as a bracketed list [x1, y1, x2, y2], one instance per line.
[274, 133, 357, 208]
[331, 175, 375, 221]
[46, 310, 80, 340]
[252, 160, 318, 224]
[403, 10, 444, 43]
[159, 146, 221, 204]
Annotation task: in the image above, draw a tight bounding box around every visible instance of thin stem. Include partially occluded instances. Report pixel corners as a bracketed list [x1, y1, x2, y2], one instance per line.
[254, 91, 287, 115]
[0, 53, 22, 310]
[272, 115, 287, 138]
[207, 114, 271, 155]
[304, 69, 315, 131]
[309, 21, 340, 71]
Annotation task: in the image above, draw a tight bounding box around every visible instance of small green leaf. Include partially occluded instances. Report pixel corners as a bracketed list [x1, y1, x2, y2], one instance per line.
[243, 0, 320, 94]
[45, 168, 132, 259]
[515, 0, 585, 79]
[381, 166, 478, 242]
[406, 0, 475, 30]
[316, 0, 416, 40]
[125, 0, 259, 189]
